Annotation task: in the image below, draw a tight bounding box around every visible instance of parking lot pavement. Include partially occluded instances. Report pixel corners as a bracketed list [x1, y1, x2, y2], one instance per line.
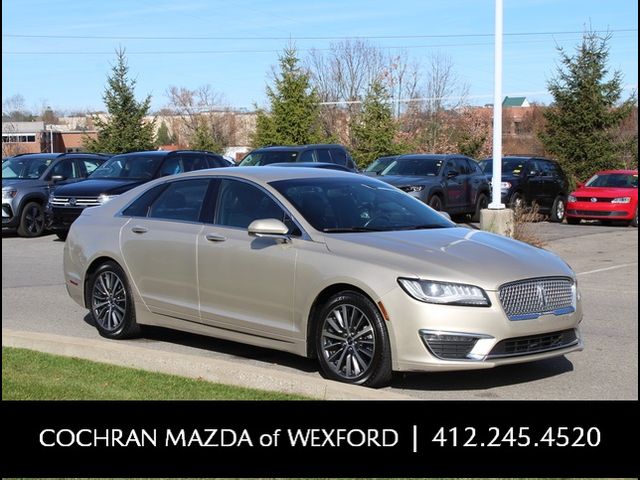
[2, 222, 637, 400]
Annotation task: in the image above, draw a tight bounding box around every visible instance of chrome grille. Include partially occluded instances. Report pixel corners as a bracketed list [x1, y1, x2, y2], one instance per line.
[51, 196, 101, 207]
[499, 277, 575, 320]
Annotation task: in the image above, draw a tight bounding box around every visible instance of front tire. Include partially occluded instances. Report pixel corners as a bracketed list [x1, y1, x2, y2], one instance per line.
[631, 207, 638, 228]
[17, 202, 46, 237]
[428, 195, 443, 211]
[549, 195, 566, 222]
[471, 193, 489, 222]
[88, 261, 140, 339]
[55, 230, 68, 241]
[315, 291, 392, 388]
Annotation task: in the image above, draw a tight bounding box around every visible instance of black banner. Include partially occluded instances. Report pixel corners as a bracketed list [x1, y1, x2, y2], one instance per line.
[1, 400, 636, 477]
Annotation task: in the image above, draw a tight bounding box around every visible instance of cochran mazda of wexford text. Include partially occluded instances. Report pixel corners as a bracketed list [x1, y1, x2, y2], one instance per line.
[64, 167, 583, 387]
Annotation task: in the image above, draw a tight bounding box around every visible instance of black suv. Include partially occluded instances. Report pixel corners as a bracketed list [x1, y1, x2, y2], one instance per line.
[478, 156, 569, 222]
[239, 144, 358, 171]
[49, 150, 228, 239]
[2, 152, 109, 237]
[377, 154, 491, 221]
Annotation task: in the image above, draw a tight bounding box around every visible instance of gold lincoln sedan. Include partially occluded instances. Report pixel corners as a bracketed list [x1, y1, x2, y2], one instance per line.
[64, 167, 583, 387]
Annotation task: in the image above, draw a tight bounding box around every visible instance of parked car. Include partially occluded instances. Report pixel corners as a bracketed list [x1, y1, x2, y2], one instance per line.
[239, 144, 358, 171]
[49, 150, 228, 240]
[376, 154, 491, 221]
[566, 169, 638, 227]
[363, 155, 400, 176]
[269, 162, 353, 172]
[64, 166, 583, 387]
[2, 152, 110, 237]
[478, 156, 570, 222]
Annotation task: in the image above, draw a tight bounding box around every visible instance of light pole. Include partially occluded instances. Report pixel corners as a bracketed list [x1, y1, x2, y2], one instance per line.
[49, 125, 54, 153]
[488, 0, 505, 209]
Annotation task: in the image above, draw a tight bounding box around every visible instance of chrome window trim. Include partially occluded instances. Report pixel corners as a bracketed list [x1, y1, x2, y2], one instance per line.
[115, 174, 312, 241]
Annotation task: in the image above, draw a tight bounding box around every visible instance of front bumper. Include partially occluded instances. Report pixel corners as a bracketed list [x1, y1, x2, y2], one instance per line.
[379, 286, 583, 372]
[566, 201, 635, 220]
[50, 206, 85, 231]
[2, 201, 18, 228]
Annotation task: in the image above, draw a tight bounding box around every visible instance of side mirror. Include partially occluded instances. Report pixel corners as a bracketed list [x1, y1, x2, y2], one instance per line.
[576, 181, 585, 189]
[446, 170, 458, 179]
[439, 211, 452, 221]
[248, 218, 291, 243]
[50, 175, 66, 183]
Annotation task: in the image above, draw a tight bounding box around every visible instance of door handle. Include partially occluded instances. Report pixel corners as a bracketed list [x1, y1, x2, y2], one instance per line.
[131, 226, 148, 234]
[205, 233, 227, 242]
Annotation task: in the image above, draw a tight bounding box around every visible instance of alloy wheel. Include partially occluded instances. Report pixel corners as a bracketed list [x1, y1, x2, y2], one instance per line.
[25, 205, 45, 235]
[91, 271, 127, 332]
[320, 304, 375, 380]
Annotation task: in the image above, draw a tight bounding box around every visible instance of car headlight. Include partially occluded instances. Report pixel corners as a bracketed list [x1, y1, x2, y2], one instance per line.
[611, 197, 631, 204]
[568, 194, 577, 202]
[404, 185, 425, 192]
[398, 278, 490, 306]
[98, 194, 117, 205]
[2, 187, 17, 200]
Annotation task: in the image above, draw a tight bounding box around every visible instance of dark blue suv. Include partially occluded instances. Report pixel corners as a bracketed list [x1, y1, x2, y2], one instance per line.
[478, 156, 570, 222]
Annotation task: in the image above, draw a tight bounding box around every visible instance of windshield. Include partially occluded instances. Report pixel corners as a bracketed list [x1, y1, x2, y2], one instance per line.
[89, 155, 163, 179]
[585, 173, 638, 189]
[270, 177, 454, 232]
[480, 158, 526, 176]
[380, 157, 443, 177]
[240, 150, 299, 166]
[365, 157, 396, 174]
[2, 156, 53, 179]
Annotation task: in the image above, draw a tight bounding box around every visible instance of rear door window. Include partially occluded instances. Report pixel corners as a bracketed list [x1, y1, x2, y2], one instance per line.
[329, 148, 348, 166]
[316, 149, 332, 163]
[299, 150, 315, 162]
[147, 179, 210, 222]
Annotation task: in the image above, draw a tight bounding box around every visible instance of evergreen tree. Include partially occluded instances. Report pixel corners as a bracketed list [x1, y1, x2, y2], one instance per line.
[189, 122, 224, 153]
[539, 30, 636, 181]
[155, 121, 174, 146]
[350, 80, 404, 168]
[84, 48, 156, 153]
[251, 46, 324, 147]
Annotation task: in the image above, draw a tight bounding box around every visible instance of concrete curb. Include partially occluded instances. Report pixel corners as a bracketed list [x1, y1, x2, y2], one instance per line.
[2, 328, 414, 400]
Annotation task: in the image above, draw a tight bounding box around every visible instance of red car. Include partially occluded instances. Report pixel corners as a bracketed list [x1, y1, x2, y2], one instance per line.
[566, 169, 638, 227]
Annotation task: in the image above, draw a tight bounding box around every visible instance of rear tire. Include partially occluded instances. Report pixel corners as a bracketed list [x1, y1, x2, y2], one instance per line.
[471, 193, 489, 222]
[17, 202, 46, 237]
[428, 195, 443, 211]
[549, 196, 566, 222]
[315, 291, 392, 388]
[566, 217, 581, 225]
[88, 261, 140, 339]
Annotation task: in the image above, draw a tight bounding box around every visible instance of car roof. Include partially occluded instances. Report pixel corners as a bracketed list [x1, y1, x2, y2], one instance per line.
[250, 144, 346, 152]
[395, 154, 458, 160]
[180, 165, 357, 183]
[269, 162, 350, 170]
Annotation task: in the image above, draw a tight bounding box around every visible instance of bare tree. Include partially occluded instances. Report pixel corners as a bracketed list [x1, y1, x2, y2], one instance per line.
[2, 94, 35, 157]
[165, 85, 237, 152]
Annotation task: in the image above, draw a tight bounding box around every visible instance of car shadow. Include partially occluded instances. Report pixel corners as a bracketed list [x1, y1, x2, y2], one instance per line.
[83, 314, 575, 391]
[82, 314, 319, 374]
[390, 356, 574, 392]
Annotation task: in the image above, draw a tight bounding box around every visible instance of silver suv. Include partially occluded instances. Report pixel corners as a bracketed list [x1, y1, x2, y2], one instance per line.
[2, 153, 109, 237]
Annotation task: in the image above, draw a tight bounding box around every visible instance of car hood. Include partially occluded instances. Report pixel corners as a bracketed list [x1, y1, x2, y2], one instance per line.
[323, 227, 574, 290]
[571, 186, 637, 199]
[53, 178, 148, 196]
[377, 175, 439, 186]
[2, 178, 47, 189]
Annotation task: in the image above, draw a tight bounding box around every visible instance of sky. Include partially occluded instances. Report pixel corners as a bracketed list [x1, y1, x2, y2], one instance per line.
[2, 0, 638, 114]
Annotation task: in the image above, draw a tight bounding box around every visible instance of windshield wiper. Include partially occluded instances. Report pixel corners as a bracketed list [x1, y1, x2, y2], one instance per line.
[395, 224, 450, 230]
[322, 226, 387, 233]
